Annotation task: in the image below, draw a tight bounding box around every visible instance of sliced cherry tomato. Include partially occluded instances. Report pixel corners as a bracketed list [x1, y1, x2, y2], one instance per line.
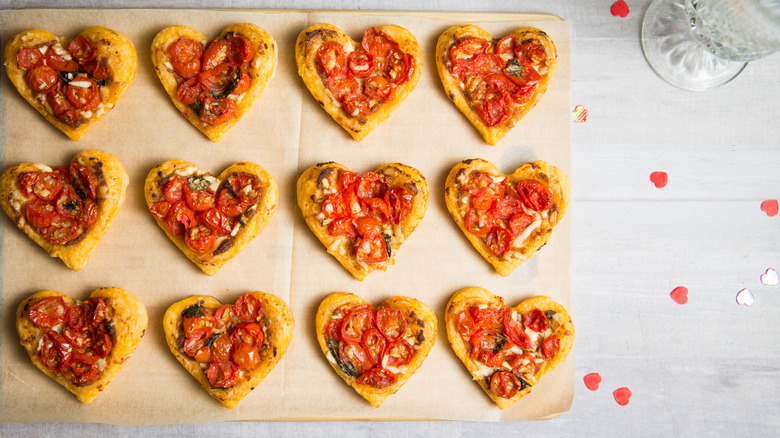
[477, 346, 512, 368]
[62, 325, 93, 351]
[83, 59, 110, 81]
[455, 310, 477, 338]
[362, 28, 397, 58]
[360, 327, 387, 366]
[317, 41, 346, 76]
[474, 90, 513, 127]
[216, 187, 250, 218]
[66, 298, 106, 331]
[471, 186, 500, 211]
[69, 35, 97, 64]
[328, 216, 357, 239]
[27, 64, 60, 94]
[381, 48, 412, 85]
[163, 177, 187, 202]
[486, 227, 513, 257]
[29, 296, 67, 328]
[364, 75, 392, 103]
[19, 172, 39, 199]
[355, 172, 387, 199]
[322, 193, 348, 219]
[507, 213, 534, 239]
[464, 208, 494, 236]
[32, 172, 63, 201]
[199, 96, 236, 126]
[25, 198, 58, 229]
[449, 37, 488, 64]
[177, 76, 206, 105]
[232, 342, 261, 370]
[339, 340, 371, 376]
[347, 49, 375, 78]
[149, 200, 171, 221]
[168, 37, 203, 78]
[505, 57, 542, 87]
[60, 351, 99, 385]
[359, 198, 389, 224]
[226, 173, 261, 202]
[65, 77, 101, 111]
[214, 304, 237, 328]
[165, 200, 196, 236]
[55, 186, 83, 219]
[78, 198, 98, 229]
[511, 353, 538, 377]
[326, 72, 359, 102]
[341, 306, 375, 343]
[227, 36, 254, 66]
[376, 307, 407, 342]
[503, 310, 532, 349]
[517, 180, 554, 212]
[41, 216, 80, 244]
[542, 335, 560, 359]
[17, 46, 43, 69]
[524, 308, 549, 333]
[185, 225, 216, 253]
[337, 170, 360, 191]
[384, 187, 412, 225]
[230, 321, 264, 347]
[47, 88, 81, 126]
[185, 188, 216, 212]
[384, 339, 413, 367]
[460, 53, 505, 78]
[207, 361, 240, 388]
[69, 163, 97, 200]
[90, 328, 113, 359]
[183, 327, 214, 362]
[463, 171, 495, 195]
[342, 92, 370, 117]
[495, 35, 517, 64]
[232, 67, 251, 95]
[355, 235, 388, 263]
[357, 366, 396, 388]
[490, 371, 521, 399]
[492, 196, 524, 221]
[209, 333, 233, 362]
[45, 50, 78, 72]
[469, 306, 502, 330]
[198, 62, 235, 93]
[202, 39, 228, 71]
[40, 330, 71, 371]
[197, 208, 233, 235]
[323, 317, 343, 342]
[234, 293, 263, 321]
[516, 41, 546, 65]
[469, 328, 499, 357]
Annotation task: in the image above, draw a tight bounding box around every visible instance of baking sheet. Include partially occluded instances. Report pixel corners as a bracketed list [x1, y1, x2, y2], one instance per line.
[0, 9, 572, 424]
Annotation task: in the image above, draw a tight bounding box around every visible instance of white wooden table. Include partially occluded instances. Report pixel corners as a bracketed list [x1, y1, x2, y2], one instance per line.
[1, 0, 778, 435]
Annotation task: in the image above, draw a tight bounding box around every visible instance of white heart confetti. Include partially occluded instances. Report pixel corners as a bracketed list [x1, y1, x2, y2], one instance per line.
[736, 288, 755, 306]
[760, 268, 779, 286]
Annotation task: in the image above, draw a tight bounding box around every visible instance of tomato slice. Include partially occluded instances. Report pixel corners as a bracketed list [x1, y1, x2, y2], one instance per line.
[149, 200, 171, 221]
[66, 299, 106, 331]
[347, 49, 375, 78]
[471, 186, 500, 211]
[197, 207, 233, 235]
[490, 371, 521, 399]
[216, 187, 250, 218]
[17, 47, 43, 69]
[381, 48, 412, 85]
[342, 92, 370, 117]
[65, 77, 101, 111]
[227, 36, 254, 66]
[449, 37, 488, 64]
[26, 198, 58, 229]
[177, 77, 206, 105]
[486, 227, 513, 257]
[517, 180, 554, 212]
[326, 72, 359, 102]
[41, 216, 80, 244]
[209, 333, 233, 362]
[355, 235, 388, 263]
[45, 50, 78, 72]
[234, 293, 263, 321]
[492, 196, 524, 221]
[360, 327, 387, 366]
[541, 335, 560, 359]
[60, 351, 99, 385]
[69, 35, 97, 64]
[40, 330, 71, 371]
[323, 317, 343, 342]
[469, 306, 502, 330]
[167, 37, 203, 78]
[232, 67, 251, 95]
[183, 327, 214, 362]
[455, 310, 477, 338]
[362, 28, 397, 58]
[503, 310, 532, 349]
[322, 193, 348, 219]
[28, 296, 67, 328]
[32, 172, 64, 201]
[78, 198, 98, 229]
[337, 170, 360, 192]
[185, 224, 216, 253]
[328, 216, 357, 239]
[464, 208, 494, 235]
[384, 187, 412, 225]
[185, 187, 216, 212]
[232, 342, 261, 370]
[162, 176, 187, 202]
[357, 366, 396, 388]
[90, 328, 114, 359]
[47, 87, 81, 126]
[495, 35, 517, 65]
[166, 200, 196, 236]
[463, 172, 495, 195]
[511, 353, 538, 377]
[359, 198, 389, 224]
[523, 308, 549, 332]
[83, 59, 110, 81]
[507, 212, 534, 238]
[198, 62, 236, 93]
[19, 172, 39, 199]
[199, 96, 236, 125]
[230, 322, 264, 347]
[384, 339, 413, 367]
[339, 340, 371, 376]
[27, 65, 60, 94]
[62, 325, 93, 351]
[376, 307, 407, 342]
[69, 163, 97, 200]
[355, 172, 388, 199]
[340, 307, 375, 343]
[55, 186, 83, 220]
[202, 39, 228, 71]
[207, 361, 240, 388]
[469, 329, 500, 358]
[515, 41, 547, 65]
[214, 304, 237, 328]
[317, 41, 346, 76]
[364, 75, 393, 103]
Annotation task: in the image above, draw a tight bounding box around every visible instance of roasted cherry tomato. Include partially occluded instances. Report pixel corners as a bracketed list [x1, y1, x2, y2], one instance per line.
[384, 339, 413, 367]
[27, 64, 60, 94]
[40, 330, 71, 371]
[341, 306, 375, 343]
[326, 72, 359, 102]
[207, 360, 240, 388]
[234, 293, 263, 321]
[347, 49, 375, 78]
[355, 234, 388, 263]
[495, 35, 517, 64]
[503, 309, 532, 349]
[17, 46, 43, 69]
[209, 333, 233, 362]
[357, 366, 396, 388]
[198, 62, 235, 93]
[163, 177, 188, 202]
[362, 28, 397, 58]
[168, 37, 203, 78]
[177, 77, 206, 105]
[469, 328, 500, 357]
[523, 308, 548, 333]
[511, 353, 538, 377]
[232, 67, 251, 96]
[66, 77, 101, 111]
[337, 170, 360, 191]
[339, 340, 371, 376]
[47, 87, 81, 126]
[45, 50, 78, 72]
[29, 296, 68, 328]
[471, 185, 501, 211]
[202, 39, 228, 71]
[232, 342, 261, 370]
[55, 186, 83, 220]
[328, 216, 357, 239]
[449, 37, 488, 64]
[542, 335, 560, 358]
[197, 207, 233, 235]
[90, 328, 114, 359]
[356, 204, 387, 229]
[360, 327, 387, 366]
[69, 35, 97, 64]
[515, 41, 546, 65]
[381, 48, 412, 85]
[508, 212, 534, 237]
[342, 92, 370, 117]
[517, 180, 553, 212]
[69, 163, 98, 200]
[323, 317, 343, 342]
[356, 172, 387, 199]
[214, 304, 237, 328]
[149, 200, 171, 221]
[62, 325, 93, 351]
[490, 371, 521, 399]
[376, 307, 406, 342]
[41, 216, 80, 244]
[32, 172, 64, 201]
[185, 188, 216, 212]
[364, 75, 392, 103]
[322, 193, 348, 219]
[455, 310, 477, 338]
[486, 227, 513, 257]
[19, 172, 39, 199]
[166, 200, 196, 236]
[25, 198, 58, 229]
[183, 327, 214, 362]
[227, 36, 254, 66]
[78, 198, 98, 229]
[216, 187, 250, 218]
[464, 208, 493, 236]
[230, 322, 264, 347]
[199, 95, 236, 126]
[185, 224, 216, 253]
[83, 59, 110, 81]
[317, 41, 346, 76]
[66, 298, 106, 331]
[61, 351, 99, 385]
[384, 187, 412, 225]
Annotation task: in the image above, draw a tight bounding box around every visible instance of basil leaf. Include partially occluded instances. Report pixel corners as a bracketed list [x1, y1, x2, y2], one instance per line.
[188, 176, 211, 193]
[210, 68, 241, 99]
[493, 332, 509, 353]
[545, 310, 556, 320]
[191, 100, 203, 116]
[182, 302, 205, 318]
[328, 339, 359, 377]
[59, 71, 77, 83]
[504, 59, 524, 79]
[382, 233, 392, 257]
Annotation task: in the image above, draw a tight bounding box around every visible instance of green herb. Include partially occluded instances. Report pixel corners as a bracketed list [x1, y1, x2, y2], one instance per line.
[182, 302, 205, 318]
[328, 339, 359, 377]
[188, 176, 210, 192]
[191, 100, 203, 116]
[382, 233, 392, 257]
[205, 334, 219, 348]
[493, 332, 509, 353]
[504, 59, 524, 79]
[545, 310, 556, 320]
[210, 68, 241, 99]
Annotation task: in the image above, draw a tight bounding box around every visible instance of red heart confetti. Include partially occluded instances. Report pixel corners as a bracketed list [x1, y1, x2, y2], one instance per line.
[761, 268, 779, 286]
[650, 171, 668, 188]
[572, 105, 588, 122]
[670, 286, 688, 305]
[761, 200, 778, 217]
[583, 373, 601, 391]
[611, 0, 630, 17]
[613, 387, 632, 406]
[736, 288, 755, 306]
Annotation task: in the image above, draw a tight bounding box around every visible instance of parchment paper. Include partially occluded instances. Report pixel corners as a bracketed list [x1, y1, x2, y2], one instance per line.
[0, 9, 571, 424]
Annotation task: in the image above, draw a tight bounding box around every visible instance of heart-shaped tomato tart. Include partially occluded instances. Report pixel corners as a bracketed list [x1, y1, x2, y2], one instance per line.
[4, 26, 137, 141]
[445, 159, 569, 277]
[436, 25, 557, 145]
[0, 150, 128, 271]
[316, 292, 436, 407]
[445, 287, 574, 409]
[297, 162, 428, 281]
[151, 24, 277, 142]
[296, 24, 422, 142]
[163, 291, 294, 408]
[144, 160, 278, 275]
[16, 288, 148, 404]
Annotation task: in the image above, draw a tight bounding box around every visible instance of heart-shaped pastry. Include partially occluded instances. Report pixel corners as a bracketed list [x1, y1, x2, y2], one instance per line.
[0, 150, 128, 271]
[144, 160, 278, 275]
[316, 292, 437, 407]
[444, 159, 569, 277]
[297, 162, 428, 280]
[16, 288, 148, 404]
[295, 23, 422, 142]
[435, 25, 557, 145]
[445, 287, 574, 409]
[151, 24, 277, 142]
[4, 26, 137, 141]
[162, 291, 294, 408]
